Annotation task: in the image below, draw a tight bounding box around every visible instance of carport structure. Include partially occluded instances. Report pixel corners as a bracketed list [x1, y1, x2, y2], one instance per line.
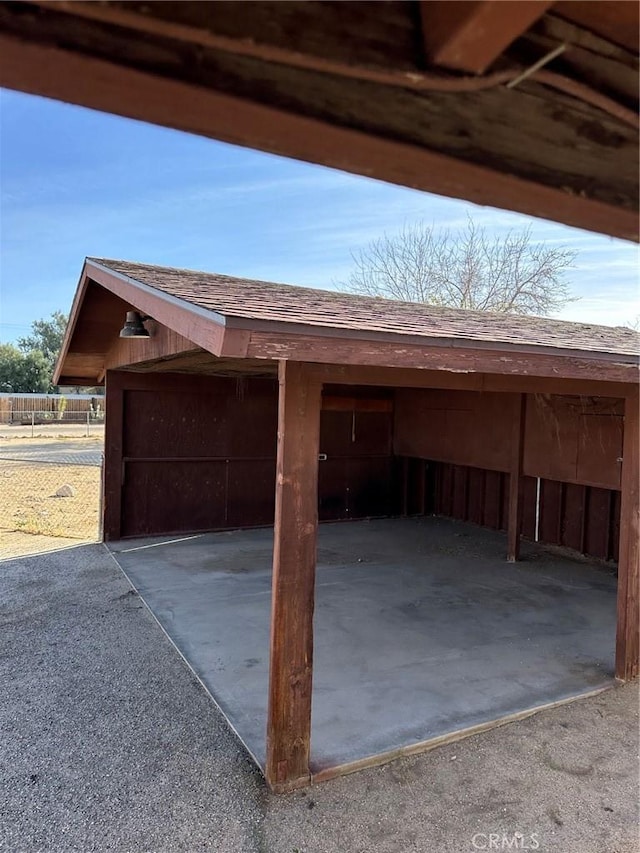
[56, 257, 639, 791]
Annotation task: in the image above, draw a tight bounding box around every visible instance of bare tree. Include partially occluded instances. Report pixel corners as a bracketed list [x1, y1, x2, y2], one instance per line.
[345, 220, 576, 315]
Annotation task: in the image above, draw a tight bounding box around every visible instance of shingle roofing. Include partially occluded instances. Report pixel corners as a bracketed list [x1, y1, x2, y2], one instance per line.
[89, 258, 640, 359]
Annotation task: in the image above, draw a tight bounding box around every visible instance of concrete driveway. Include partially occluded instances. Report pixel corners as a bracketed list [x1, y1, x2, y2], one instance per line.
[0, 544, 637, 853]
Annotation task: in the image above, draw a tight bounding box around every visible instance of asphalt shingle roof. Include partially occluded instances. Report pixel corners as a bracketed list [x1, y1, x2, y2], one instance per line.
[90, 258, 640, 359]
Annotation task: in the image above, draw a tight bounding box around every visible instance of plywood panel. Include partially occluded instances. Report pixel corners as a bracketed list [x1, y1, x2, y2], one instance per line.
[483, 470, 504, 530]
[561, 483, 586, 552]
[524, 395, 623, 489]
[577, 412, 623, 489]
[121, 460, 227, 537]
[584, 488, 612, 560]
[539, 480, 563, 546]
[394, 389, 513, 473]
[226, 459, 277, 528]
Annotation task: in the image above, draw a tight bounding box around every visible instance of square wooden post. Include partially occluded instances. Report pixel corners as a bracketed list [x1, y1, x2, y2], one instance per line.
[266, 360, 322, 791]
[615, 387, 639, 681]
[507, 393, 526, 562]
[103, 370, 125, 541]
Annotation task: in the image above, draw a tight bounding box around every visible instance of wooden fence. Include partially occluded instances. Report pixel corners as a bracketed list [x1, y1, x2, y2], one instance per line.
[0, 394, 106, 424]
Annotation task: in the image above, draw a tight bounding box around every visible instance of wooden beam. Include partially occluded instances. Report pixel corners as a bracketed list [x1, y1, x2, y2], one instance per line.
[266, 361, 322, 791]
[615, 386, 639, 681]
[554, 1, 639, 53]
[507, 393, 526, 561]
[103, 370, 125, 541]
[0, 28, 636, 241]
[420, 1, 554, 74]
[246, 332, 637, 384]
[307, 363, 634, 398]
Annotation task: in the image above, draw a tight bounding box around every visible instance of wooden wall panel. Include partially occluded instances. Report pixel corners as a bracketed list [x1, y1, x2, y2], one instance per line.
[394, 388, 624, 490]
[523, 394, 623, 489]
[419, 459, 618, 562]
[111, 373, 395, 538]
[394, 389, 514, 472]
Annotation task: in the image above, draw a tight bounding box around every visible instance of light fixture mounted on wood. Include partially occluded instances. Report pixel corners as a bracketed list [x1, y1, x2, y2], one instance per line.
[119, 310, 151, 339]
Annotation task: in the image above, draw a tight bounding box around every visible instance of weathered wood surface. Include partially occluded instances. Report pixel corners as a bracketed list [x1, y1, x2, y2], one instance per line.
[420, 1, 553, 73]
[0, 1, 636, 238]
[103, 370, 125, 541]
[615, 386, 639, 681]
[246, 331, 637, 384]
[266, 361, 322, 790]
[507, 394, 526, 562]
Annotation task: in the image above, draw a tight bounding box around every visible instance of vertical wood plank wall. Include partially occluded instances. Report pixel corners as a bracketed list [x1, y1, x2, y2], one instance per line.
[394, 388, 626, 564]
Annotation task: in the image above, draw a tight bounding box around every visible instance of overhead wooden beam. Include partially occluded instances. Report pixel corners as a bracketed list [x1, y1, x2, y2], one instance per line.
[615, 386, 639, 681]
[420, 1, 554, 74]
[0, 27, 636, 241]
[266, 360, 322, 791]
[246, 331, 637, 384]
[342, 362, 634, 395]
[507, 393, 527, 562]
[310, 363, 632, 398]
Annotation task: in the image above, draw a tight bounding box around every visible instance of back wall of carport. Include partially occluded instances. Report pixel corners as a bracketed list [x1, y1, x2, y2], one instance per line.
[104, 369, 623, 567]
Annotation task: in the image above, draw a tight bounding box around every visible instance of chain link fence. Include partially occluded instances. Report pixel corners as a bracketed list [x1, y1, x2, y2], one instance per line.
[0, 450, 103, 559]
[2, 410, 105, 438]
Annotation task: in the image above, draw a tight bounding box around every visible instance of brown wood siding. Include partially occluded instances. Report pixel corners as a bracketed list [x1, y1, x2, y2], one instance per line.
[108, 372, 396, 538]
[318, 406, 394, 521]
[120, 376, 278, 537]
[524, 394, 623, 489]
[394, 389, 513, 473]
[394, 388, 624, 490]
[411, 459, 621, 562]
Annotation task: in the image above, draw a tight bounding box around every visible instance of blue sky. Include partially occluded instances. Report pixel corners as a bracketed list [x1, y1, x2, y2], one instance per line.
[1, 87, 637, 343]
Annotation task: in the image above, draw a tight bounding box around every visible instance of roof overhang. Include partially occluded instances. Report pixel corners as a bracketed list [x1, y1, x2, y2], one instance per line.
[54, 259, 640, 388]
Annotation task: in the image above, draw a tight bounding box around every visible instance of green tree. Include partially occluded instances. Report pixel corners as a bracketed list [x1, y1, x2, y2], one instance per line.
[0, 344, 50, 393]
[345, 220, 576, 316]
[18, 311, 68, 387]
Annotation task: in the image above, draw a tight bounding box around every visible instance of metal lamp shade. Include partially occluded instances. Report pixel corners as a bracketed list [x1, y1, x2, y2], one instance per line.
[119, 311, 150, 338]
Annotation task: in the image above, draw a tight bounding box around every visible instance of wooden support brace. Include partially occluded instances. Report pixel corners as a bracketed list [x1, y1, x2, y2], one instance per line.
[420, 1, 553, 74]
[266, 361, 322, 791]
[507, 393, 526, 562]
[615, 387, 639, 681]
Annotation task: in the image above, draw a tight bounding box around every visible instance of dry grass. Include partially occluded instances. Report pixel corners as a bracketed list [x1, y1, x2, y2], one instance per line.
[0, 461, 101, 544]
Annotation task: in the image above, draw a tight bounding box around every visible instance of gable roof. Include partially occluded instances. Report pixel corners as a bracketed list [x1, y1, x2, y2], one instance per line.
[91, 258, 638, 359]
[54, 257, 639, 388]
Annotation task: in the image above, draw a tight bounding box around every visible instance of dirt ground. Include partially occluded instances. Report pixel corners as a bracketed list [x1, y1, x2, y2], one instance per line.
[0, 423, 105, 440]
[0, 435, 102, 559]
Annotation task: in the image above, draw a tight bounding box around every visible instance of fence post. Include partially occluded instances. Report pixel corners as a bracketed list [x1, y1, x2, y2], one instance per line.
[31, 410, 35, 438]
[98, 453, 105, 542]
[86, 410, 90, 438]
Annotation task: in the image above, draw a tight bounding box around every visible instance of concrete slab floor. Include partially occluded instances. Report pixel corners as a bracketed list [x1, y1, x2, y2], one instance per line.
[109, 517, 617, 776]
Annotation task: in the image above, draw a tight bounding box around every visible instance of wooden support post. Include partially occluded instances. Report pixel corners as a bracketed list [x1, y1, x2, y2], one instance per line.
[507, 393, 526, 562]
[103, 370, 125, 541]
[266, 361, 322, 791]
[615, 387, 639, 681]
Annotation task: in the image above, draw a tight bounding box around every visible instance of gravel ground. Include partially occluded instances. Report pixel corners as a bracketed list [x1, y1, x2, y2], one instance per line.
[0, 544, 637, 853]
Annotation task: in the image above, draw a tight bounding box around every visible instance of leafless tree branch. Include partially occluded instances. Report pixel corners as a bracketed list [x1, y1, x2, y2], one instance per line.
[343, 219, 577, 316]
